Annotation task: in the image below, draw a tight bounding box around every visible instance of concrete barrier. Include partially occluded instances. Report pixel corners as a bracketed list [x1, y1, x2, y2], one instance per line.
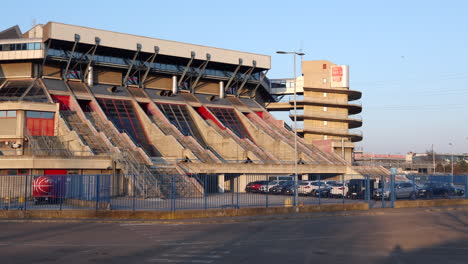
[0, 202, 369, 221]
[394, 199, 468, 209]
[63, 199, 111, 210]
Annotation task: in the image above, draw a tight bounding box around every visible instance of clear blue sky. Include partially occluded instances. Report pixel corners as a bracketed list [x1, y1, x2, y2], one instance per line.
[2, 0, 467, 154]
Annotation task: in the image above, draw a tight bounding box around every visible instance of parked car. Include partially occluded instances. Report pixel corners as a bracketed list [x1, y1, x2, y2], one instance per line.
[417, 182, 460, 198]
[282, 181, 297, 195]
[347, 179, 376, 199]
[258, 181, 282, 193]
[455, 186, 465, 196]
[298, 181, 328, 195]
[373, 181, 417, 200]
[245, 181, 269, 193]
[329, 182, 348, 198]
[270, 181, 294, 195]
[312, 186, 332, 198]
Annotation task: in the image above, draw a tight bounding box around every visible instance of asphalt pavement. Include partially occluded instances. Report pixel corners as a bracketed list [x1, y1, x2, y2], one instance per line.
[0, 207, 467, 264]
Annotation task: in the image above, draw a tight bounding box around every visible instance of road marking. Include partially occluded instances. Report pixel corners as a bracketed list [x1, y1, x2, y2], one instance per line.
[162, 254, 222, 259]
[147, 258, 214, 263]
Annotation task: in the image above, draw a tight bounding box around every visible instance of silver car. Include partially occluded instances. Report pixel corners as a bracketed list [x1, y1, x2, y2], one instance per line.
[374, 181, 417, 200]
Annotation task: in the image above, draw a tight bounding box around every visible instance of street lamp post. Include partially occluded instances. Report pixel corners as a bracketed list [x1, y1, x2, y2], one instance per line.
[276, 50, 305, 208]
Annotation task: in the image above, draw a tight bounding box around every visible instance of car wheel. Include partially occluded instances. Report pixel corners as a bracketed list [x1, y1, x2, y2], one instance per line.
[409, 192, 416, 200]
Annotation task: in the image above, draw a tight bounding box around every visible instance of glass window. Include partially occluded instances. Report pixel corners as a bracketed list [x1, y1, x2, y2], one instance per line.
[27, 43, 35, 50]
[34, 43, 41, 50]
[26, 111, 41, 118]
[0, 111, 15, 118]
[41, 112, 54, 119]
[18, 169, 29, 175]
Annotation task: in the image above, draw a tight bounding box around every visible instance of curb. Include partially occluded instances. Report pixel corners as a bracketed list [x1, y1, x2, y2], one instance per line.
[0, 206, 466, 225]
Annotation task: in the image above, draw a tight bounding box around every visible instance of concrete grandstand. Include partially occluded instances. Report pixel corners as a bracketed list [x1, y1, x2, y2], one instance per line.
[0, 22, 385, 198]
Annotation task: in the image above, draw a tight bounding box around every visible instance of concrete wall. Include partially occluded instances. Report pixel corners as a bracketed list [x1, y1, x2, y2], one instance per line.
[42, 22, 270, 69]
[236, 109, 297, 161]
[145, 76, 172, 89]
[0, 63, 32, 78]
[56, 114, 93, 156]
[186, 105, 249, 161]
[133, 100, 196, 161]
[93, 69, 122, 85]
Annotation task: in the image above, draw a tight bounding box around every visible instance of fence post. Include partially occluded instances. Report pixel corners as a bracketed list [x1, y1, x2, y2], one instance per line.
[171, 174, 176, 212]
[204, 175, 207, 210]
[266, 175, 269, 208]
[412, 175, 416, 200]
[23, 174, 28, 211]
[95, 175, 100, 211]
[390, 174, 395, 208]
[465, 175, 468, 199]
[342, 174, 345, 204]
[236, 175, 239, 208]
[381, 175, 384, 208]
[365, 175, 370, 205]
[318, 175, 321, 205]
[59, 176, 63, 211]
[132, 174, 136, 212]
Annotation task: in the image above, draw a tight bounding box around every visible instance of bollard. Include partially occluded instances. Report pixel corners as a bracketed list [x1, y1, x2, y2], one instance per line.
[284, 197, 293, 207]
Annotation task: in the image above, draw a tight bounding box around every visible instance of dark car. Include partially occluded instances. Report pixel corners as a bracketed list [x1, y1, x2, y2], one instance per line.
[270, 181, 294, 194]
[312, 186, 332, 198]
[245, 181, 269, 193]
[347, 179, 376, 199]
[417, 182, 461, 198]
[282, 181, 297, 195]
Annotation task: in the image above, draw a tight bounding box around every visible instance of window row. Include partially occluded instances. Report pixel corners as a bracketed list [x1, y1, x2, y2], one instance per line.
[26, 111, 55, 119]
[0, 110, 16, 118]
[0, 42, 41, 52]
[47, 48, 262, 81]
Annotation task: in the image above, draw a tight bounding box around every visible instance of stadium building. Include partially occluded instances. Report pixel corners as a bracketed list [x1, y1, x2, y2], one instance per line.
[0, 22, 382, 197]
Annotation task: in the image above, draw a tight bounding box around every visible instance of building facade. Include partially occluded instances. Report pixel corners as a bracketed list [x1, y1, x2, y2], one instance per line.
[267, 60, 363, 163]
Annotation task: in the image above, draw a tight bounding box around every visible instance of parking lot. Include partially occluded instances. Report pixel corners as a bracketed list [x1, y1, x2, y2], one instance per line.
[1, 207, 467, 264]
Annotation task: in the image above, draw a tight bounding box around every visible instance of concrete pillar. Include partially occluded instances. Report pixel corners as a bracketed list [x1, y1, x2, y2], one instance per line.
[17, 110, 25, 155]
[172, 75, 178, 94]
[218, 174, 225, 193]
[219, 81, 225, 98]
[86, 66, 93, 86]
[239, 174, 247, 193]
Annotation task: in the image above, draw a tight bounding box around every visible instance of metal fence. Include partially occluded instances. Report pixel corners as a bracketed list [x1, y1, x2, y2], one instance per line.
[0, 174, 467, 211]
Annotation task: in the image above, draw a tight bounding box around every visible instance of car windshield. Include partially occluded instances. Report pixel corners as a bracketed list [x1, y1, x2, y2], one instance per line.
[312, 182, 325, 186]
[268, 181, 279, 185]
[331, 183, 344, 187]
[299, 182, 309, 186]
